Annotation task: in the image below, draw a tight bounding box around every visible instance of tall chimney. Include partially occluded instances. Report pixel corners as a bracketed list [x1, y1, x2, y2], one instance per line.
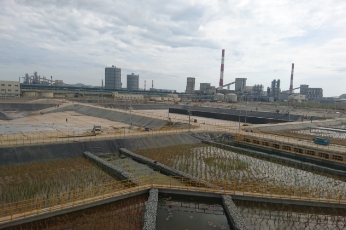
[144, 80, 146, 90]
[219, 49, 225, 89]
[152, 80, 154, 89]
[290, 63, 294, 93]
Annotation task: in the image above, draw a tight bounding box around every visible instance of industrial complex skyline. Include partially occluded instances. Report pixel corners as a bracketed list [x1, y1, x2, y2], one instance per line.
[1, 0, 346, 96]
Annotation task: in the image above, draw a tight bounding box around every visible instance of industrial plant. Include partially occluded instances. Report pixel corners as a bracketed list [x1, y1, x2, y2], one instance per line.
[0, 49, 330, 106]
[1, 48, 346, 230]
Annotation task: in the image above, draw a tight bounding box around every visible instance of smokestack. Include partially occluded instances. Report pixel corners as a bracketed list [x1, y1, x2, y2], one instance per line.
[144, 80, 146, 90]
[152, 80, 154, 89]
[290, 63, 294, 93]
[219, 49, 225, 89]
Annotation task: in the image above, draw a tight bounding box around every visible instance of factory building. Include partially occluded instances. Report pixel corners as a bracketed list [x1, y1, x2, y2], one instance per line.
[185, 77, 195, 94]
[267, 79, 281, 101]
[127, 73, 139, 90]
[105, 66, 122, 90]
[235, 78, 247, 92]
[200, 83, 211, 91]
[0, 80, 20, 97]
[300, 84, 323, 100]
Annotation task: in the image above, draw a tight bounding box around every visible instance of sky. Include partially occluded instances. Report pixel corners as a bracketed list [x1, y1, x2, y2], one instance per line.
[0, 0, 345, 96]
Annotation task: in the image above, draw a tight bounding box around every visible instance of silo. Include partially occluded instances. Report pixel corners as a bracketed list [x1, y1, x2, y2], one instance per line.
[23, 91, 36, 97]
[39, 91, 54, 98]
[225, 93, 237, 102]
[127, 73, 139, 90]
[214, 93, 224, 101]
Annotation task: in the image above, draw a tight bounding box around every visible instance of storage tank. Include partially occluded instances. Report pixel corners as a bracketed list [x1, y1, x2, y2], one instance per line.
[213, 93, 224, 101]
[39, 91, 54, 98]
[127, 73, 139, 90]
[225, 93, 237, 102]
[65, 93, 75, 98]
[22, 91, 37, 97]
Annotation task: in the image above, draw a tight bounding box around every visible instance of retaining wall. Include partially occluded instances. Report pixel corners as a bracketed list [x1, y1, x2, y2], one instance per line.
[169, 108, 289, 124]
[252, 119, 346, 132]
[142, 189, 158, 230]
[0, 133, 200, 166]
[222, 195, 249, 230]
[48, 104, 167, 128]
[118, 148, 214, 187]
[83, 151, 135, 181]
[0, 110, 12, 120]
[0, 103, 58, 111]
[169, 107, 305, 124]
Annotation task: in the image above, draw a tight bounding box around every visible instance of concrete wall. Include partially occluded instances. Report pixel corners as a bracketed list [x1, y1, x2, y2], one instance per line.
[169, 108, 291, 124]
[83, 151, 134, 181]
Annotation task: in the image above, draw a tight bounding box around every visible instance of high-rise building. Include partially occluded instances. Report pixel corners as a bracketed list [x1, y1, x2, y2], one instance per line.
[186, 77, 195, 94]
[105, 66, 122, 90]
[0, 80, 20, 97]
[127, 73, 139, 90]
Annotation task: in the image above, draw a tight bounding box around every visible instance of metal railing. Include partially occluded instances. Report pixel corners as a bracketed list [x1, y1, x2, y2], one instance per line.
[236, 132, 346, 157]
[1, 176, 345, 223]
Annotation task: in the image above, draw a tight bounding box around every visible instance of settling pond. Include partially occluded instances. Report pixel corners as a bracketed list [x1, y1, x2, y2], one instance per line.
[157, 193, 230, 230]
[235, 200, 346, 230]
[7, 194, 148, 230]
[134, 144, 346, 196]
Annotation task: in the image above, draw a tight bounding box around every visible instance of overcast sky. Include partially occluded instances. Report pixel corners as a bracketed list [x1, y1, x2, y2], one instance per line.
[1, 0, 345, 96]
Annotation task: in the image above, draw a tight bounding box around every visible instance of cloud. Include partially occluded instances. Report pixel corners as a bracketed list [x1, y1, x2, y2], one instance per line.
[0, 0, 345, 96]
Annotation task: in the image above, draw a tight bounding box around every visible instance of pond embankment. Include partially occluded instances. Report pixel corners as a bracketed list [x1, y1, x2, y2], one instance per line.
[0, 133, 200, 166]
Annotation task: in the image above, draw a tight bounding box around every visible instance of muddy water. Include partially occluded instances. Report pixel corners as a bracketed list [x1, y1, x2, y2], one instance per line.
[157, 193, 230, 230]
[234, 200, 346, 230]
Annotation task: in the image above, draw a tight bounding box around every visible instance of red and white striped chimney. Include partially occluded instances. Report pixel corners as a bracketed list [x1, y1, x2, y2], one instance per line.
[290, 63, 294, 93]
[219, 49, 225, 89]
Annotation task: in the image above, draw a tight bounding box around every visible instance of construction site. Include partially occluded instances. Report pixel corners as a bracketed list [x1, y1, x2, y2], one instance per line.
[0, 94, 346, 230]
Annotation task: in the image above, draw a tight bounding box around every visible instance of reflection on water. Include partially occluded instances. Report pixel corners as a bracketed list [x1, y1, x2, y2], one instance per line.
[235, 200, 346, 230]
[157, 193, 230, 230]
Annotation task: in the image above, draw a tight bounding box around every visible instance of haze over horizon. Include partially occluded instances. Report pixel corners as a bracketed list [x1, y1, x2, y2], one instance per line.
[1, 0, 345, 96]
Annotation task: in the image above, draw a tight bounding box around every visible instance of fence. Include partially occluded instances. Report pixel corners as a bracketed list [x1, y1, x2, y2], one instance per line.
[0, 125, 240, 147]
[1, 176, 345, 223]
[237, 132, 346, 155]
[261, 129, 346, 147]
